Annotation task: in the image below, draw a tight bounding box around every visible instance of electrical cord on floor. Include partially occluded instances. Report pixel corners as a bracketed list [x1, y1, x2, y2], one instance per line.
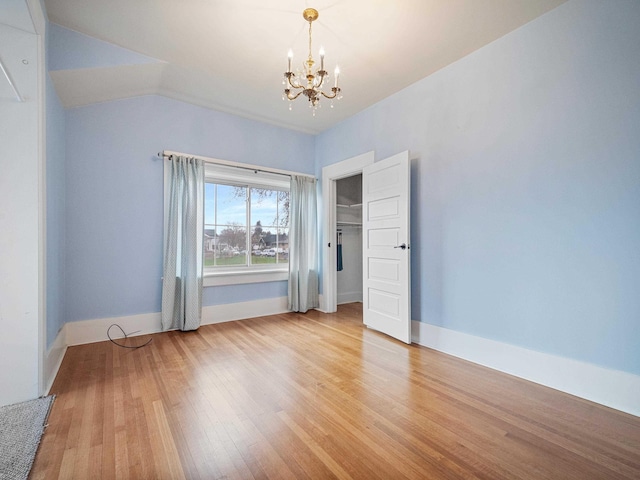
[107, 324, 153, 349]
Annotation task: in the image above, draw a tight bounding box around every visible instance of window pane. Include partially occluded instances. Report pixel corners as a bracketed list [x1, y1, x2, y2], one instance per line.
[250, 225, 276, 265]
[204, 180, 289, 271]
[251, 188, 278, 228]
[215, 224, 247, 267]
[250, 187, 271, 266]
[204, 183, 217, 267]
[205, 183, 216, 225]
[217, 184, 247, 225]
[277, 190, 290, 228]
[277, 228, 289, 264]
[204, 228, 216, 267]
[204, 183, 248, 268]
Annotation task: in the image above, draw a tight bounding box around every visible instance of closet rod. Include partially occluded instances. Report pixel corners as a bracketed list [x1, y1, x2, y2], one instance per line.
[158, 150, 315, 179]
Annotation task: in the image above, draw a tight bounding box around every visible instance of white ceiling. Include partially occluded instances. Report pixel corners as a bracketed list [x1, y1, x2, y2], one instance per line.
[44, 0, 566, 134]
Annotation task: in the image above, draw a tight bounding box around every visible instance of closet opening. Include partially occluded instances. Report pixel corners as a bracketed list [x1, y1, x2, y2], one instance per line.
[320, 151, 374, 314]
[336, 174, 363, 305]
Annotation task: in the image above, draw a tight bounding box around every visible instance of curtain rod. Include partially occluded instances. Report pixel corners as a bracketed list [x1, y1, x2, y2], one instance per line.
[157, 150, 315, 180]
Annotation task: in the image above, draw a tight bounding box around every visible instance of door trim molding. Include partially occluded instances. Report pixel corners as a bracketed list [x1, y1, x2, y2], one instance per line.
[321, 152, 374, 313]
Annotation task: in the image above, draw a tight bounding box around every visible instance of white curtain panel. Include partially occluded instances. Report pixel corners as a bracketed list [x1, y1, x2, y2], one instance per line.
[288, 175, 319, 312]
[161, 155, 204, 331]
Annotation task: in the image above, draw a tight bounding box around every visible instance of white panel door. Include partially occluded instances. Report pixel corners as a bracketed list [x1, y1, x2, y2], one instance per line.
[362, 151, 411, 343]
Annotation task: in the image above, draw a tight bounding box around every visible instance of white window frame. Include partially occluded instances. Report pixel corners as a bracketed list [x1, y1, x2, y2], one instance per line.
[205, 163, 291, 286]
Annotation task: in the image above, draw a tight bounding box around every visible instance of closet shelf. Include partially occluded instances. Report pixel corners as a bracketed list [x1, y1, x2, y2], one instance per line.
[337, 203, 362, 208]
[337, 221, 362, 226]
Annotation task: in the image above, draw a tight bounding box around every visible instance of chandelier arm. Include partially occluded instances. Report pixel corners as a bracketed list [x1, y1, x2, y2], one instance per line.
[313, 71, 327, 89]
[320, 88, 340, 99]
[285, 89, 305, 101]
[287, 79, 304, 90]
[285, 72, 304, 89]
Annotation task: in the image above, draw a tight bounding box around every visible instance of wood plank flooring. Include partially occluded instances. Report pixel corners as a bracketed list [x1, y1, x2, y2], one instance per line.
[32, 303, 640, 479]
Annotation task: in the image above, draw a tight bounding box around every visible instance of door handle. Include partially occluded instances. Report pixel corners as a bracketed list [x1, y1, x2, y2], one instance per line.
[394, 243, 408, 250]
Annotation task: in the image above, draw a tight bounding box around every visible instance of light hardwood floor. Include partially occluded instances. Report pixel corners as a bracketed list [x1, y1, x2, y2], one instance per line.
[32, 303, 640, 479]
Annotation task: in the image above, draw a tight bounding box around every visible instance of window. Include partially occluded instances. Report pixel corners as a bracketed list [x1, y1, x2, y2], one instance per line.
[202, 162, 290, 286]
[204, 184, 289, 267]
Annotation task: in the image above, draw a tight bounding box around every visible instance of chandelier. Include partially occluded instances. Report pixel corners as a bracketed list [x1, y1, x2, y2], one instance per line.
[283, 8, 342, 113]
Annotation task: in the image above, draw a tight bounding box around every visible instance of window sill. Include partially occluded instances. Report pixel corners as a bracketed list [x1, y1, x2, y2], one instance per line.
[203, 268, 289, 287]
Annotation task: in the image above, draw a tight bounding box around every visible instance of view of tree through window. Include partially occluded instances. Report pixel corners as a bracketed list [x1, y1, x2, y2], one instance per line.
[204, 183, 289, 268]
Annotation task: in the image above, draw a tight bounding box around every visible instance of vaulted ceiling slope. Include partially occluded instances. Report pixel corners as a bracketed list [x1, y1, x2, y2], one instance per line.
[45, 0, 567, 134]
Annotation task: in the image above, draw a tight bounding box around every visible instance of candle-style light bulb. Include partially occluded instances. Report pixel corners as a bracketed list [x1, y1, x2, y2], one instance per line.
[319, 46, 325, 70]
[334, 65, 340, 87]
[287, 49, 293, 72]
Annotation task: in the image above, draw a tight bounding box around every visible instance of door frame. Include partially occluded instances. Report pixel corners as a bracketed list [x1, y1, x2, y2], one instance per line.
[320, 151, 374, 313]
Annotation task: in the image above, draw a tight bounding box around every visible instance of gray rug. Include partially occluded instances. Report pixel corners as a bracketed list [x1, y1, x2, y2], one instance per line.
[0, 396, 54, 480]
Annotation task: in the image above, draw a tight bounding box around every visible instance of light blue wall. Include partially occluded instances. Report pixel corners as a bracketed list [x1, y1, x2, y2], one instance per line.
[52, 0, 640, 378]
[316, 0, 640, 375]
[46, 23, 67, 348]
[65, 95, 314, 322]
[202, 281, 288, 306]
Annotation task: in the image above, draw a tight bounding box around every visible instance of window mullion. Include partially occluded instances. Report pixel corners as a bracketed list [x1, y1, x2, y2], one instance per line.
[275, 193, 279, 265]
[246, 186, 251, 266]
[213, 184, 217, 267]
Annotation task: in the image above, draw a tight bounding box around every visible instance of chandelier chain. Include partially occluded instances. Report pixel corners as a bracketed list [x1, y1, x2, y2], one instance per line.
[308, 21, 313, 63]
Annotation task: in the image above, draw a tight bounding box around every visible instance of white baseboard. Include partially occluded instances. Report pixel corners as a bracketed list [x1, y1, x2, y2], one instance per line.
[317, 293, 360, 312]
[54, 302, 640, 417]
[412, 320, 640, 417]
[52, 297, 287, 391]
[201, 296, 290, 325]
[337, 291, 362, 305]
[65, 296, 291, 346]
[66, 311, 162, 346]
[44, 327, 67, 394]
